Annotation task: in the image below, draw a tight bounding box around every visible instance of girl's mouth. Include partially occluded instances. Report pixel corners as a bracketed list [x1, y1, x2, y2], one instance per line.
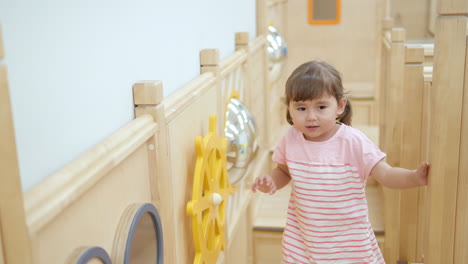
[306, 125, 319, 130]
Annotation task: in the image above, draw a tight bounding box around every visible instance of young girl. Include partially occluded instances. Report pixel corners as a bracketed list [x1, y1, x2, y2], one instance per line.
[251, 61, 429, 264]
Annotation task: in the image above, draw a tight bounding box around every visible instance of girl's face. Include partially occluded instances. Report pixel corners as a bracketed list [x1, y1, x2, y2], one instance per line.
[288, 94, 347, 142]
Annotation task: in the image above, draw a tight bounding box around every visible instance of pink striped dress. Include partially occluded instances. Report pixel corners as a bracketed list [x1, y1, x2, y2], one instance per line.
[272, 125, 386, 264]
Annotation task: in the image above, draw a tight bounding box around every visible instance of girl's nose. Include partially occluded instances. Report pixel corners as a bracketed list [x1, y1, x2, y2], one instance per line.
[306, 111, 317, 121]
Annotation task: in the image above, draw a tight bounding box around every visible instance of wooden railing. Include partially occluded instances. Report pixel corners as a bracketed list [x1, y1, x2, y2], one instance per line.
[379, 25, 434, 264]
[16, 32, 272, 264]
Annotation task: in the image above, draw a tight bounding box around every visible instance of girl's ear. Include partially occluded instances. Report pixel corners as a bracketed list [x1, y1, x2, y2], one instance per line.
[337, 98, 347, 115]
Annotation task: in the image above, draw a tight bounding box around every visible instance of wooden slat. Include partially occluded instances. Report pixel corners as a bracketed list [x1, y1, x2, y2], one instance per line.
[418, 81, 431, 261]
[382, 28, 406, 264]
[398, 46, 425, 262]
[0, 234, 4, 264]
[426, 16, 467, 264]
[0, 62, 32, 263]
[454, 29, 468, 264]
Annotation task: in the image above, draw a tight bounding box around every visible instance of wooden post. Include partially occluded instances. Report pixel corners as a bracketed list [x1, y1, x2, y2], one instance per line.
[256, 0, 268, 36]
[0, 26, 33, 264]
[378, 17, 394, 152]
[425, 15, 468, 264]
[398, 45, 425, 262]
[133, 81, 177, 264]
[200, 49, 220, 75]
[200, 49, 223, 134]
[382, 27, 405, 264]
[235, 32, 252, 113]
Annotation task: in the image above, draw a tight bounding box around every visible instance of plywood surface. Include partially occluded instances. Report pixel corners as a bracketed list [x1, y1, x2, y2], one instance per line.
[32, 144, 153, 263]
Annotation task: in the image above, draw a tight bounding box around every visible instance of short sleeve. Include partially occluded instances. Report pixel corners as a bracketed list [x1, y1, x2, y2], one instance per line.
[356, 131, 386, 181]
[272, 131, 288, 165]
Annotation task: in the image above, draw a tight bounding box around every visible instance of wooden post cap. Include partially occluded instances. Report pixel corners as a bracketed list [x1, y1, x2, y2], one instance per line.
[382, 18, 394, 30]
[133, 81, 163, 105]
[200, 49, 220, 66]
[235, 32, 250, 45]
[405, 45, 425, 64]
[391, 28, 406, 42]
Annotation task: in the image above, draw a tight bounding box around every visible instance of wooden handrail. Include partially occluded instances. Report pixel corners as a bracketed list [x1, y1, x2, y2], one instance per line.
[24, 115, 157, 235]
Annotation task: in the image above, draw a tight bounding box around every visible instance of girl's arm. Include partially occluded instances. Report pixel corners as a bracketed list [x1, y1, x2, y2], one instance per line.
[370, 160, 429, 189]
[252, 164, 291, 194]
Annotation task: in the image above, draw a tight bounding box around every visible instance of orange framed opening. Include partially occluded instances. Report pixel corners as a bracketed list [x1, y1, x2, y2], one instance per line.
[308, 0, 341, 25]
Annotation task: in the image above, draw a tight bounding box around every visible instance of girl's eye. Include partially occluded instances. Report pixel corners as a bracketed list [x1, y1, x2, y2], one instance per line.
[297, 107, 306, 111]
[318, 106, 326, 110]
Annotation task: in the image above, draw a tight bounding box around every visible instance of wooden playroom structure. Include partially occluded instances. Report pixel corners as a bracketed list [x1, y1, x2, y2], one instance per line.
[1, 0, 467, 263]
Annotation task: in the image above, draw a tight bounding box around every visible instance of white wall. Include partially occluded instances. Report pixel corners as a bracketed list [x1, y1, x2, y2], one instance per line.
[0, 0, 256, 191]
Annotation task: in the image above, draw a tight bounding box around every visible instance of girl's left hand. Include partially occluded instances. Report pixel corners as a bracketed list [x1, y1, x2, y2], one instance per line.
[415, 161, 430, 186]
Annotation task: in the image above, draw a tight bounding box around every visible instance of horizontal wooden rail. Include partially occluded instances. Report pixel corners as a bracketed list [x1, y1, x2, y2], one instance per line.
[219, 50, 248, 78]
[267, 0, 287, 7]
[250, 36, 267, 54]
[164, 72, 216, 122]
[24, 115, 157, 235]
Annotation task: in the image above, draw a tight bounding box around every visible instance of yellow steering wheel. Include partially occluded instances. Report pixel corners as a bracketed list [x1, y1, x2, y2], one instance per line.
[186, 115, 236, 264]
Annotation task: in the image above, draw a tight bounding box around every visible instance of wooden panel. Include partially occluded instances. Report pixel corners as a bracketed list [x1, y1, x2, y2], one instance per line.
[351, 100, 375, 125]
[225, 216, 249, 264]
[167, 86, 218, 264]
[0, 58, 32, 264]
[31, 144, 153, 263]
[426, 16, 467, 264]
[454, 34, 468, 264]
[287, 0, 378, 84]
[390, 0, 431, 39]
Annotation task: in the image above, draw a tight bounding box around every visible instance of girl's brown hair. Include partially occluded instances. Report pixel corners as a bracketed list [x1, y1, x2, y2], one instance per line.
[285, 60, 352, 125]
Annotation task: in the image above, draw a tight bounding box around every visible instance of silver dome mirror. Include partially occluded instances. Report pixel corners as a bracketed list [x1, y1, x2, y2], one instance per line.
[267, 25, 288, 82]
[225, 98, 258, 184]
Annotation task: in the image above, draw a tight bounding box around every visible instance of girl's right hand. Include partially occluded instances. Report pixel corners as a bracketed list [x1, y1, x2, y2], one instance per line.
[251, 175, 278, 195]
